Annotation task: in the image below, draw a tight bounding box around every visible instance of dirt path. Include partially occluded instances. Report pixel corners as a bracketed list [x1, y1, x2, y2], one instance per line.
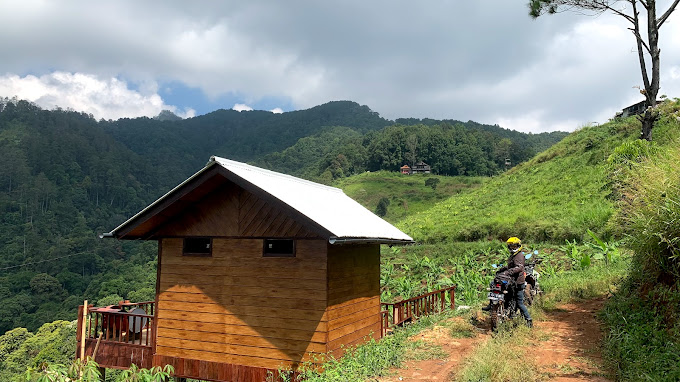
[377, 298, 612, 381]
[378, 317, 488, 381]
[532, 297, 612, 381]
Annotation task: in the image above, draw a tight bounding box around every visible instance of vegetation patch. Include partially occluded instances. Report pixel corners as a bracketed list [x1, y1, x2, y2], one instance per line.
[455, 325, 542, 382]
[293, 310, 458, 382]
[334, 171, 486, 223]
[602, 127, 680, 381]
[396, 117, 659, 244]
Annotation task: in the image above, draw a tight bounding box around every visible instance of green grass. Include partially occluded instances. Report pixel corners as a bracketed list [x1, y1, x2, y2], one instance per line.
[333, 171, 486, 223]
[293, 309, 460, 382]
[600, 113, 680, 381]
[602, 282, 680, 381]
[455, 325, 542, 382]
[396, 122, 626, 244]
[539, 258, 629, 308]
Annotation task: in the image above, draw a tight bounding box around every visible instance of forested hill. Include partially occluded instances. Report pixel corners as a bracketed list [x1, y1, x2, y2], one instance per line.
[0, 97, 567, 335]
[103, 101, 391, 184]
[254, 123, 568, 182]
[0, 99, 162, 333]
[395, 118, 569, 154]
[105, 100, 568, 185]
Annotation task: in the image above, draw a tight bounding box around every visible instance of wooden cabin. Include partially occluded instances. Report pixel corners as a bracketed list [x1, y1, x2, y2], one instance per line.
[78, 156, 413, 382]
[411, 161, 431, 174]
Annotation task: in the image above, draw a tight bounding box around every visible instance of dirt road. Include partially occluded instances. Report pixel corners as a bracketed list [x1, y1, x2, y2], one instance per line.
[378, 297, 612, 381]
[532, 297, 611, 381]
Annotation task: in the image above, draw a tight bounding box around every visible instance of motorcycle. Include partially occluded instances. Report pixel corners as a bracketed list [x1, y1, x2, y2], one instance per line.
[486, 269, 516, 331]
[486, 250, 542, 330]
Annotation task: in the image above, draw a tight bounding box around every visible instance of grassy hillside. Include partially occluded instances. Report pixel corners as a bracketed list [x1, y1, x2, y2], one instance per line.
[600, 104, 680, 380]
[396, 102, 680, 244]
[333, 171, 486, 222]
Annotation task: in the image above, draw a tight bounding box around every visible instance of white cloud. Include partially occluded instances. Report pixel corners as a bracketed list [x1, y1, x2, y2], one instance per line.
[671, 67, 680, 80]
[496, 111, 580, 134]
[232, 103, 253, 112]
[0, 72, 194, 120]
[0, 1, 679, 132]
[270, 107, 283, 114]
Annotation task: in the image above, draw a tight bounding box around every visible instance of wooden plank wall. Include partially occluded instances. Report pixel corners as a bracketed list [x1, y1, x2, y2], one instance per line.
[156, 238, 328, 371]
[325, 244, 381, 357]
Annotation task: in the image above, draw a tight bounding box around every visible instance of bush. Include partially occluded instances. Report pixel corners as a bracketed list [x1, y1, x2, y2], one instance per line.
[375, 197, 390, 217]
[424, 178, 440, 190]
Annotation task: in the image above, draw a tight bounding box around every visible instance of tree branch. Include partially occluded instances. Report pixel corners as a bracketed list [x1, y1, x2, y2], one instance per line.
[628, 27, 652, 53]
[657, 0, 680, 28]
[631, 1, 652, 91]
[591, 0, 637, 24]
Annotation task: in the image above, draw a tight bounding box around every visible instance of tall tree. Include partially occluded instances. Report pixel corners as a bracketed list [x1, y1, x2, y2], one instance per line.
[528, 0, 679, 140]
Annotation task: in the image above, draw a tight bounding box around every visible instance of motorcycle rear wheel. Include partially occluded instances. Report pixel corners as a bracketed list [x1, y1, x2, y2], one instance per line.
[491, 304, 503, 331]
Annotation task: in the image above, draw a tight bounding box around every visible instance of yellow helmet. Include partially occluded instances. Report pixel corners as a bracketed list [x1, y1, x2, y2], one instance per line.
[506, 237, 522, 245]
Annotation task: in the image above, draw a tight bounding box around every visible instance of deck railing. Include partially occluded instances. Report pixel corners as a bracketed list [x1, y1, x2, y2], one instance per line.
[80, 301, 155, 348]
[381, 286, 456, 330]
[77, 288, 453, 351]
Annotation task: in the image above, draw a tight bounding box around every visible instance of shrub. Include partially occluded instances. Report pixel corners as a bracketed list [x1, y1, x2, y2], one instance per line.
[375, 197, 390, 217]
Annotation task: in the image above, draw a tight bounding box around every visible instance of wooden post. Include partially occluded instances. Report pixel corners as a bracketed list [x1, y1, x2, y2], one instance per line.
[80, 300, 88, 360]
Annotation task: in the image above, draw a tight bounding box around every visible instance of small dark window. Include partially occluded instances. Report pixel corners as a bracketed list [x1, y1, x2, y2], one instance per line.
[183, 238, 212, 257]
[263, 239, 295, 257]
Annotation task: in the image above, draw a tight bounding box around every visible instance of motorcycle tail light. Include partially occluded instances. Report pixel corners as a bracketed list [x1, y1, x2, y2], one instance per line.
[495, 284, 500, 287]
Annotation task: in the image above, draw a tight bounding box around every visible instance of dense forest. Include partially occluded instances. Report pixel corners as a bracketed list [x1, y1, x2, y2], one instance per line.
[0, 97, 567, 335]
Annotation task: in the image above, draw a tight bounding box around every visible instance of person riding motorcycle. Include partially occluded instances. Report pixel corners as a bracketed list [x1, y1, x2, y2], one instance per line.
[499, 237, 532, 327]
[483, 237, 533, 328]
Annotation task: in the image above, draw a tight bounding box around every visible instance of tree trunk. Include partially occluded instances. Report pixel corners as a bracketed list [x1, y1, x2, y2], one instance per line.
[639, 0, 661, 140]
[640, 110, 655, 141]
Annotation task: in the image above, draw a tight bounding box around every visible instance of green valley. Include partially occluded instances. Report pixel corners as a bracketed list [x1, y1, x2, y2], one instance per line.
[1, 97, 679, 381]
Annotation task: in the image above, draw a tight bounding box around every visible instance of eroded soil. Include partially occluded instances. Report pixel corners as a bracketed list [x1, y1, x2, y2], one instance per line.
[532, 297, 612, 381]
[377, 297, 612, 381]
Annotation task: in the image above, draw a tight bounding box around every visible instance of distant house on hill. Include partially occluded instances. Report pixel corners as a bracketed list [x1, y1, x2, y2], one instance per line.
[79, 156, 413, 382]
[411, 161, 431, 174]
[617, 99, 663, 118]
[400, 165, 411, 174]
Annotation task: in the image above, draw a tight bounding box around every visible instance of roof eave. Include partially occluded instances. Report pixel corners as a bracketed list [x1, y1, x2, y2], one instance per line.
[103, 159, 221, 239]
[328, 237, 415, 245]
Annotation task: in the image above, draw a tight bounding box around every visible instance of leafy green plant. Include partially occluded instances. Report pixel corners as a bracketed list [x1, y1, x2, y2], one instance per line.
[586, 229, 620, 265]
[118, 364, 175, 382]
[25, 358, 175, 382]
[25, 357, 101, 382]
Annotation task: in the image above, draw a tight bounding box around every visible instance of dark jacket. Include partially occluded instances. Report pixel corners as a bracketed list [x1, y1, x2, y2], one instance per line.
[498, 250, 526, 285]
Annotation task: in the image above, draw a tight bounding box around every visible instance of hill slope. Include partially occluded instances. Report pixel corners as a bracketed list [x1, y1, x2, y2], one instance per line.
[398, 100, 680, 244]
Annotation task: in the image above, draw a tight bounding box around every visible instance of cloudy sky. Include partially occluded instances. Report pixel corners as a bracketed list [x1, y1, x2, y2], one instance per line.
[0, 1, 679, 133]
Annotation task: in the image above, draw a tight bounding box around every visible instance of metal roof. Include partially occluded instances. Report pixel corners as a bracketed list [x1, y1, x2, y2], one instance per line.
[211, 157, 413, 244]
[105, 156, 413, 244]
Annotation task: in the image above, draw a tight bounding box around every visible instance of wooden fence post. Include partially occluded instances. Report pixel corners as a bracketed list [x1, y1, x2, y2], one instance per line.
[80, 300, 88, 360]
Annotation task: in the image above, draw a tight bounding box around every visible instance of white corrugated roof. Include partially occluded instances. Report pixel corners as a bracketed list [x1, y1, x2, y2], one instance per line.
[211, 156, 413, 243]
